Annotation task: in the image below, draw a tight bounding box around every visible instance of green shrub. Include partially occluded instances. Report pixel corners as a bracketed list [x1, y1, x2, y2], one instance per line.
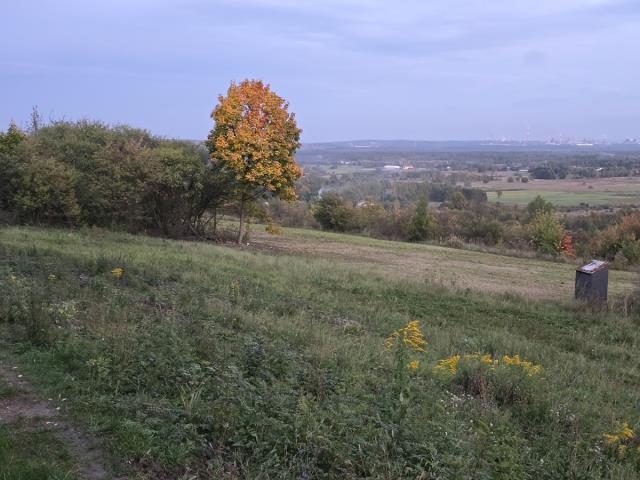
[527, 211, 564, 254]
[313, 193, 356, 232]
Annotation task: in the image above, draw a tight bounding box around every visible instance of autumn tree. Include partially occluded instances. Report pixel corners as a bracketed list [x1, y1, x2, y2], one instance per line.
[591, 211, 640, 265]
[207, 80, 302, 243]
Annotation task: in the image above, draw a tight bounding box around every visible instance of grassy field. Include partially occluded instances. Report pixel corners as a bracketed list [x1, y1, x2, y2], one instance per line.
[486, 189, 640, 206]
[1, 226, 640, 479]
[246, 224, 636, 301]
[478, 176, 640, 207]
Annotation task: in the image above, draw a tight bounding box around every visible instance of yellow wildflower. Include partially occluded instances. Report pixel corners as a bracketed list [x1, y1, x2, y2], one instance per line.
[603, 433, 620, 445]
[434, 352, 541, 377]
[620, 423, 635, 440]
[501, 354, 542, 376]
[604, 423, 635, 446]
[408, 360, 420, 370]
[384, 320, 427, 353]
[434, 354, 460, 375]
[111, 267, 124, 279]
[479, 354, 496, 367]
[618, 444, 627, 459]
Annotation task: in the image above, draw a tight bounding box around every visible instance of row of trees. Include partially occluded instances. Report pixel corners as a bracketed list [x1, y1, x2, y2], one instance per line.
[0, 80, 302, 242]
[308, 192, 572, 254]
[265, 189, 640, 264]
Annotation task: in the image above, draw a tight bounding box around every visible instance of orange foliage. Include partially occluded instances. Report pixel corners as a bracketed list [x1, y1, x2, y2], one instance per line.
[208, 79, 302, 200]
[560, 233, 576, 258]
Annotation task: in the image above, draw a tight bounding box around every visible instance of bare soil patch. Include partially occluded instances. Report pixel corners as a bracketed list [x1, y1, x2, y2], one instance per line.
[0, 364, 122, 480]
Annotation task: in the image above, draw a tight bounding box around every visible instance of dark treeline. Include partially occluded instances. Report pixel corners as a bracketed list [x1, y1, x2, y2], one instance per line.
[0, 119, 235, 237]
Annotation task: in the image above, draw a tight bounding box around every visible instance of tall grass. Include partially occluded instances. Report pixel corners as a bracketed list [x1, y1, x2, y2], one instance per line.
[0, 226, 639, 478]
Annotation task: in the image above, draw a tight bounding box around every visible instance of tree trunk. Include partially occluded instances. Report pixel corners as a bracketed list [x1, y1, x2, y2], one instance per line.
[236, 194, 246, 244]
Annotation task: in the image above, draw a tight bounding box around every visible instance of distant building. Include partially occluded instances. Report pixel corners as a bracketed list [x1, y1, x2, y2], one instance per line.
[383, 165, 401, 170]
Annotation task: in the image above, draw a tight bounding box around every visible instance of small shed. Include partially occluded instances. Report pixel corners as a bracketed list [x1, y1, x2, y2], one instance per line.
[575, 260, 608, 303]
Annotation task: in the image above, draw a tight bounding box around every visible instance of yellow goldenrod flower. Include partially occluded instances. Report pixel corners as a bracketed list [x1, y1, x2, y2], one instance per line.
[408, 360, 420, 370]
[620, 423, 635, 440]
[383, 332, 398, 350]
[111, 267, 124, 279]
[479, 354, 494, 366]
[501, 354, 542, 376]
[384, 320, 427, 353]
[618, 444, 627, 459]
[603, 433, 619, 445]
[604, 422, 636, 447]
[434, 354, 460, 375]
[434, 352, 541, 377]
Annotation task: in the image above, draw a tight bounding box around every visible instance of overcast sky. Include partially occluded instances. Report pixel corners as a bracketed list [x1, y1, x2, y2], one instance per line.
[1, 0, 639, 142]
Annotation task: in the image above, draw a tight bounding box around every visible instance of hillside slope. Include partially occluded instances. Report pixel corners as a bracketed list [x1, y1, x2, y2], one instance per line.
[0, 226, 639, 479]
[247, 226, 635, 302]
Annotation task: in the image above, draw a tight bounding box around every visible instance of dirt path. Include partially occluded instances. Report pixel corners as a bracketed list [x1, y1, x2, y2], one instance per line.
[0, 364, 122, 480]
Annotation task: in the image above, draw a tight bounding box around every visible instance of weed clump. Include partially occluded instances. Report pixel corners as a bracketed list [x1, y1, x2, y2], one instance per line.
[434, 352, 543, 407]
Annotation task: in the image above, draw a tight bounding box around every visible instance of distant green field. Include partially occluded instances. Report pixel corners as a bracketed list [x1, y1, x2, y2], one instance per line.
[487, 189, 640, 206]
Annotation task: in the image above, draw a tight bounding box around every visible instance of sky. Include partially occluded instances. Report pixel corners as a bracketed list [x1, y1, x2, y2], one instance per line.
[1, 0, 639, 142]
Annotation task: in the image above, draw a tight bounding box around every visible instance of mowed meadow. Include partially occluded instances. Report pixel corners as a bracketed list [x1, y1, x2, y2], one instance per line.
[2, 226, 640, 479]
[482, 176, 640, 207]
